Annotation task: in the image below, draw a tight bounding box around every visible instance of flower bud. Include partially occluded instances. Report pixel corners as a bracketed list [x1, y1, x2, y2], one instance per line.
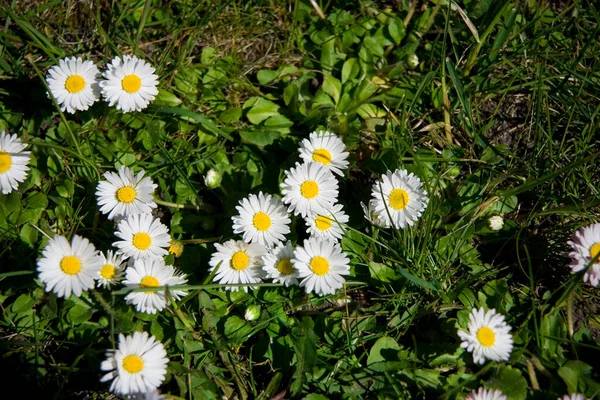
[244, 305, 261, 322]
[168, 240, 184, 258]
[204, 169, 222, 188]
[487, 215, 504, 231]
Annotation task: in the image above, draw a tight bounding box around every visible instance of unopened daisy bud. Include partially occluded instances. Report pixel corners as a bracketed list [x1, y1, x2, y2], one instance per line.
[488, 215, 504, 231]
[168, 240, 184, 258]
[244, 305, 261, 321]
[204, 169, 222, 188]
[407, 54, 419, 69]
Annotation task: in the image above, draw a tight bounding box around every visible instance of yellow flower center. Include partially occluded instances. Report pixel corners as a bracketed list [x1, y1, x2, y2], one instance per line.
[140, 275, 159, 289]
[0, 151, 12, 174]
[60, 256, 82, 275]
[589, 243, 600, 261]
[312, 148, 332, 165]
[276, 258, 293, 276]
[122, 74, 142, 94]
[315, 215, 332, 231]
[310, 256, 329, 276]
[252, 212, 271, 231]
[64, 74, 86, 93]
[388, 189, 409, 210]
[122, 354, 144, 374]
[300, 180, 319, 199]
[476, 326, 496, 347]
[231, 251, 249, 271]
[116, 186, 136, 203]
[132, 232, 152, 250]
[100, 264, 116, 280]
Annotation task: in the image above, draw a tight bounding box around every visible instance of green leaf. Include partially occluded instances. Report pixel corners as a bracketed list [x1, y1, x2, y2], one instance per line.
[257, 69, 280, 85]
[67, 304, 93, 325]
[11, 294, 35, 314]
[322, 74, 342, 104]
[239, 130, 280, 147]
[224, 315, 253, 343]
[558, 360, 592, 394]
[388, 18, 406, 44]
[368, 262, 397, 283]
[367, 336, 400, 365]
[485, 366, 527, 400]
[321, 38, 337, 73]
[341, 57, 360, 84]
[220, 108, 242, 124]
[19, 224, 38, 247]
[201, 47, 217, 64]
[154, 89, 182, 106]
[363, 35, 384, 57]
[245, 97, 281, 125]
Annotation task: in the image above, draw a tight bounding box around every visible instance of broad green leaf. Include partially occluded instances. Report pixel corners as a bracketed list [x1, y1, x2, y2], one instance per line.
[485, 366, 527, 400]
[367, 336, 400, 365]
[19, 224, 38, 247]
[246, 98, 281, 125]
[257, 69, 280, 85]
[322, 74, 342, 104]
[321, 38, 336, 73]
[220, 108, 242, 124]
[239, 130, 280, 147]
[368, 262, 397, 283]
[224, 315, 253, 343]
[388, 18, 406, 44]
[154, 89, 182, 106]
[558, 360, 592, 394]
[341, 57, 360, 84]
[201, 47, 217, 64]
[11, 294, 35, 314]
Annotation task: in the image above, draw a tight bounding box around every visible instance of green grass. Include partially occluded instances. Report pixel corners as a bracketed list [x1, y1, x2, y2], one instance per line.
[1, 0, 600, 399]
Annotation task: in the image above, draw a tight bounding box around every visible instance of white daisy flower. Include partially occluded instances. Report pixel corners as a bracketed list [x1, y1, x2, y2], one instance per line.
[370, 169, 428, 229]
[123, 258, 187, 314]
[262, 241, 298, 287]
[293, 238, 350, 296]
[559, 394, 586, 400]
[36, 234, 102, 298]
[0, 131, 31, 194]
[305, 203, 349, 242]
[298, 130, 349, 176]
[488, 215, 504, 231]
[360, 200, 391, 228]
[568, 223, 600, 287]
[95, 250, 125, 289]
[100, 55, 159, 113]
[281, 162, 339, 218]
[100, 331, 168, 395]
[96, 166, 157, 220]
[465, 387, 507, 400]
[232, 191, 291, 247]
[209, 240, 267, 292]
[457, 307, 513, 365]
[113, 214, 171, 261]
[45, 56, 101, 113]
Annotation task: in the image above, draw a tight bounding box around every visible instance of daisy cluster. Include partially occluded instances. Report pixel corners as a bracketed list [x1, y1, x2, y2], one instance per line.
[46, 55, 159, 113]
[209, 130, 430, 296]
[37, 165, 187, 313]
[34, 166, 186, 396]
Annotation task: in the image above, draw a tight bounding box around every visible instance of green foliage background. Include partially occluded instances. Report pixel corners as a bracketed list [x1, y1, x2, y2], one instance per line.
[1, 0, 599, 399]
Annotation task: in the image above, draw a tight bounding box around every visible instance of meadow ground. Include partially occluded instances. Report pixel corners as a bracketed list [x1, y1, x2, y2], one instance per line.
[0, 1, 599, 399]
